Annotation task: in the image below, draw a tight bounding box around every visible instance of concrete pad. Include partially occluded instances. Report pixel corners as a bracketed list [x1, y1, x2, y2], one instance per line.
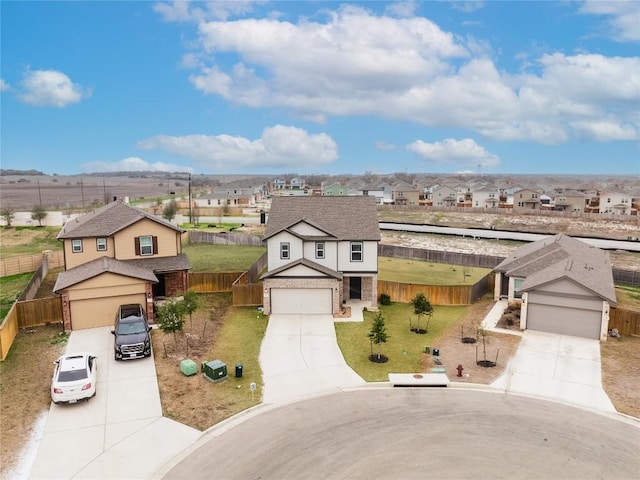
[106, 375, 162, 423]
[75, 418, 201, 480]
[104, 417, 158, 450]
[30, 425, 105, 480]
[65, 327, 112, 355]
[388, 373, 450, 387]
[45, 389, 107, 432]
[260, 314, 365, 404]
[494, 330, 616, 413]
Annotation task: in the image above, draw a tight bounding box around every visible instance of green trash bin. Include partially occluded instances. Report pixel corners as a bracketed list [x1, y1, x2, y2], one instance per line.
[424, 346, 430, 354]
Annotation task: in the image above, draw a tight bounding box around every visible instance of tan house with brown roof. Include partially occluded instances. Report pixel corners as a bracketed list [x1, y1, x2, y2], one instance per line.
[54, 201, 190, 330]
[261, 196, 380, 315]
[493, 234, 616, 341]
[512, 188, 541, 212]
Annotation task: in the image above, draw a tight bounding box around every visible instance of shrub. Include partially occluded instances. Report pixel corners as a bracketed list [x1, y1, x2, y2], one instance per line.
[379, 293, 391, 305]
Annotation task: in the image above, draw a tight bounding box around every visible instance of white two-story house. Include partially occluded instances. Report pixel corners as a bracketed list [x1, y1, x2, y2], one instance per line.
[260, 196, 380, 315]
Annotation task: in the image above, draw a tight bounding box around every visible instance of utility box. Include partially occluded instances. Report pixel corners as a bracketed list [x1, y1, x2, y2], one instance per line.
[202, 360, 228, 383]
[180, 359, 198, 376]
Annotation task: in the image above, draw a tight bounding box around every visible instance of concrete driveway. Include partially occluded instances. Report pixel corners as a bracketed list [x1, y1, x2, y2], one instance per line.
[492, 330, 616, 412]
[259, 314, 365, 404]
[29, 327, 200, 480]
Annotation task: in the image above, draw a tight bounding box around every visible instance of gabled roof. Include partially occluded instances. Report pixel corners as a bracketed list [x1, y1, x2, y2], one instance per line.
[260, 258, 343, 280]
[53, 256, 158, 292]
[264, 196, 380, 241]
[493, 234, 616, 305]
[57, 201, 184, 239]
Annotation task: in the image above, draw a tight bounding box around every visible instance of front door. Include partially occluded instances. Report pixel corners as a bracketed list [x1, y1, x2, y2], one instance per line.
[349, 277, 362, 300]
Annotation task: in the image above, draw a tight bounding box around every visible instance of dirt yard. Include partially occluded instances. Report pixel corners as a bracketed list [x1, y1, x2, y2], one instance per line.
[422, 295, 522, 385]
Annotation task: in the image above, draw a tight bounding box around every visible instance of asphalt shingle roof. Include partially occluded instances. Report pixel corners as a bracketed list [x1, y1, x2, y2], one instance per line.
[493, 234, 616, 305]
[53, 256, 159, 292]
[263, 196, 381, 241]
[57, 201, 184, 239]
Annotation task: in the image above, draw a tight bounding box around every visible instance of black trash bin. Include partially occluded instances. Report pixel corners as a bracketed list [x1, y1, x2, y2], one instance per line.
[235, 364, 243, 378]
[432, 348, 440, 357]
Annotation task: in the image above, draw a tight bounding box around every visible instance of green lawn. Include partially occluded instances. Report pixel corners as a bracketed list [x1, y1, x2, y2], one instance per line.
[205, 304, 268, 413]
[615, 285, 640, 311]
[183, 244, 266, 272]
[378, 256, 491, 285]
[335, 302, 468, 381]
[0, 273, 33, 318]
[0, 227, 61, 258]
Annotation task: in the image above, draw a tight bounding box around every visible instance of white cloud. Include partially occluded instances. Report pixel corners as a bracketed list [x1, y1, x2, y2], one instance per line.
[451, 2, 485, 13]
[181, 5, 639, 144]
[385, 1, 420, 18]
[374, 140, 396, 151]
[579, 0, 640, 42]
[18, 69, 91, 107]
[80, 157, 193, 174]
[137, 125, 339, 169]
[154, 1, 263, 22]
[0, 79, 10, 92]
[407, 138, 500, 168]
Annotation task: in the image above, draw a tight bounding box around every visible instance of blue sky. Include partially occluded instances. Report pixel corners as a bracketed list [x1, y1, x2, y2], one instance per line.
[1, 1, 639, 176]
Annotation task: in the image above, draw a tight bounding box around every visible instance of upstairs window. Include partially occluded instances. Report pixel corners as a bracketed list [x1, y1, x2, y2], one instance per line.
[135, 236, 157, 256]
[280, 242, 290, 260]
[71, 239, 83, 253]
[96, 238, 107, 251]
[316, 242, 325, 259]
[350, 242, 363, 262]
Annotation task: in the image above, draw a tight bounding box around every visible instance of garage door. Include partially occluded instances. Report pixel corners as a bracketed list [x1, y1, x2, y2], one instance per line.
[70, 294, 146, 330]
[271, 288, 332, 314]
[526, 304, 602, 339]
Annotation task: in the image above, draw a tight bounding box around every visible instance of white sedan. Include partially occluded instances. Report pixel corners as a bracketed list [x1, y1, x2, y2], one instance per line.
[51, 352, 97, 404]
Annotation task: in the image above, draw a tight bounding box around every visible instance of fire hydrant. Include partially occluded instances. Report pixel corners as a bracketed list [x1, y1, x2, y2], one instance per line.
[456, 364, 464, 377]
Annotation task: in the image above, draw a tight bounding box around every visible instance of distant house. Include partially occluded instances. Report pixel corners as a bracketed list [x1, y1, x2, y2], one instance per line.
[357, 185, 389, 205]
[322, 183, 348, 196]
[599, 192, 633, 215]
[512, 188, 541, 212]
[472, 186, 499, 208]
[290, 178, 306, 190]
[392, 185, 420, 206]
[261, 196, 380, 315]
[493, 234, 616, 341]
[54, 201, 190, 330]
[431, 185, 458, 206]
[553, 190, 587, 212]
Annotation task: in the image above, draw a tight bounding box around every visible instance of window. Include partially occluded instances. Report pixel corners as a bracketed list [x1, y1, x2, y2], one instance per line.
[71, 239, 83, 253]
[280, 242, 290, 260]
[350, 242, 363, 262]
[139, 236, 153, 255]
[513, 278, 524, 299]
[316, 242, 325, 259]
[518, 202, 524, 207]
[96, 238, 107, 251]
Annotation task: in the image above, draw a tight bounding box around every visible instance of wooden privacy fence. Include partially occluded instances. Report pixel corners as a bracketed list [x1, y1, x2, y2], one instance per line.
[0, 296, 63, 360]
[188, 230, 264, 246]
[0, 250, 64, 277]
[188, 272, 245, 293]
[609, 308, 640, 336]
[379, 244, 505, 268]
[378, 275, 493, 305]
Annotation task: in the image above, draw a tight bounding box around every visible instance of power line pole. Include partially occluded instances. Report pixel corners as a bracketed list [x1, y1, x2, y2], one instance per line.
[188, 173, 193, 224]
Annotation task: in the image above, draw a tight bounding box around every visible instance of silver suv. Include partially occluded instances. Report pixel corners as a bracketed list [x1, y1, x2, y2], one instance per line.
[111, 304, 152, 360]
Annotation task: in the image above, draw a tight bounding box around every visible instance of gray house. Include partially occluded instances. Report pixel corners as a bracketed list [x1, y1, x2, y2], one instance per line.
[493, 234, 616, 340]
[261, 196, 380, 315]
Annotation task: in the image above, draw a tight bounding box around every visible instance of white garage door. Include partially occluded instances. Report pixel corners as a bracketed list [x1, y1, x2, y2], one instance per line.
[527, 304, 602, 339]
[271, 288, 332, 314]
[70, 294, 146, 330]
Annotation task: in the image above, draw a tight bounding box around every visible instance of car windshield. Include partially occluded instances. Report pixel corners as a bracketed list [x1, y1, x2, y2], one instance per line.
[58, 368, 88, 382]
[116, 320, 147, 335]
